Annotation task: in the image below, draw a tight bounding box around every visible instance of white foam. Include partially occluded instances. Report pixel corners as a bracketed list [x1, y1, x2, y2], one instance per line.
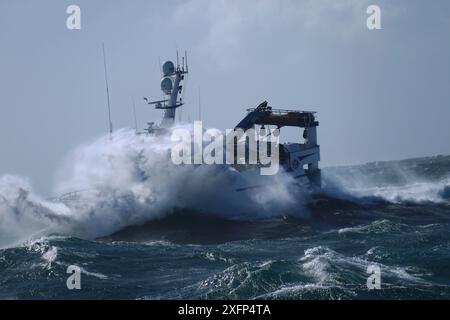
[299, 246, 428, 286]
[322, 167, 450, 205]
[0, 127, 308, 248]
[24, 237, 58, 269]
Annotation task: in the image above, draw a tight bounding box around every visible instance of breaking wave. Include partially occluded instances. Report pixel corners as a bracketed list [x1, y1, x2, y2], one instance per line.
[321, 159, 450, 206]
[1, 126, 449, 249]
[190, 245, 430, 299]
[0, 127, 305, 248]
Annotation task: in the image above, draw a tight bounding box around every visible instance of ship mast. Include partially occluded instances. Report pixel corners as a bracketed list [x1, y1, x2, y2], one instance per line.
[144, 52, 188, 128]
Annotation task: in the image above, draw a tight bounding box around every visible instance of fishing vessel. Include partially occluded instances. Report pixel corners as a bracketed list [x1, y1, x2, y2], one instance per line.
[142, 56, 322, 189]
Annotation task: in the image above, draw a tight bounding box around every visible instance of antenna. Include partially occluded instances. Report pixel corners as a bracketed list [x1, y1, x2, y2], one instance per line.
[185, 50, 189, 73]
[158, 56, 162, 77]
[198, 86, 202, 121]
[102, 43, 113, 138]
[176, 50, 180, 69]
[132, 97, 138, 132]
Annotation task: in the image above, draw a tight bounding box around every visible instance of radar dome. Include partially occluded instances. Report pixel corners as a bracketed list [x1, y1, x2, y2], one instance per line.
[162, 60, 175, 76]
[161, 77, 173, 93]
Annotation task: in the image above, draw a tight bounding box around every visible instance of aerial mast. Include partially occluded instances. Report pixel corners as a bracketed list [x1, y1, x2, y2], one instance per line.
[102, 43, 113, 138]
[132, 97, 138, 132]
[144, 51, 189, 128]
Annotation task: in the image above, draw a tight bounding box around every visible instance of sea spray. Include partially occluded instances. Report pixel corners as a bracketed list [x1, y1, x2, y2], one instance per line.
[1, 154, 450, 299]
[2, 126, 448, 249]
[322, 159, 450, 205]
[0, 126, 307, 248]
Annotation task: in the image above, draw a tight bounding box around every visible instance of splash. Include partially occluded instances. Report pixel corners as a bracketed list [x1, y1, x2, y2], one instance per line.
[321, 160, 450, 205]
[0, 175, 72, 248]
[0, 126, 306, 248]
[1, 126, 448, 249]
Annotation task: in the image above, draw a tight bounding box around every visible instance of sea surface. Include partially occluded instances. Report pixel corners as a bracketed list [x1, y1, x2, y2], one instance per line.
[0, 131, 449, 299]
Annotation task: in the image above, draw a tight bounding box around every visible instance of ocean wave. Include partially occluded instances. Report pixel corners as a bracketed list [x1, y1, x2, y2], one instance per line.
[24, 237, 59, 269]
[1, 126, 449, 248]
[197, 260, 298, 299]
[264, 245, 431, 299]
[337, 220, 411, 235]
[299, 246, 427, 285]
[192, 245, 430, 299]
[0, 127, 308, 248]
[321, 165, 450, 206]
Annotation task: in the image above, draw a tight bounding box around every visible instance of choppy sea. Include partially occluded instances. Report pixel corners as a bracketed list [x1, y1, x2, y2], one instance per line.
[1, 129, 449, 299]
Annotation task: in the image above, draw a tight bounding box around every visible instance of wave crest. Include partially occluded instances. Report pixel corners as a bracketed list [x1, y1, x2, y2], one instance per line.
[0, 127, 308, 248]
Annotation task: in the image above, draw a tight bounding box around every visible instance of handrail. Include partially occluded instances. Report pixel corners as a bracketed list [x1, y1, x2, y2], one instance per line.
[246, 107, 317, 114]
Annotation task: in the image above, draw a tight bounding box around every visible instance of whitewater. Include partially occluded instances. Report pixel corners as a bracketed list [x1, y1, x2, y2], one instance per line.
[1, 126, 449, 299]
